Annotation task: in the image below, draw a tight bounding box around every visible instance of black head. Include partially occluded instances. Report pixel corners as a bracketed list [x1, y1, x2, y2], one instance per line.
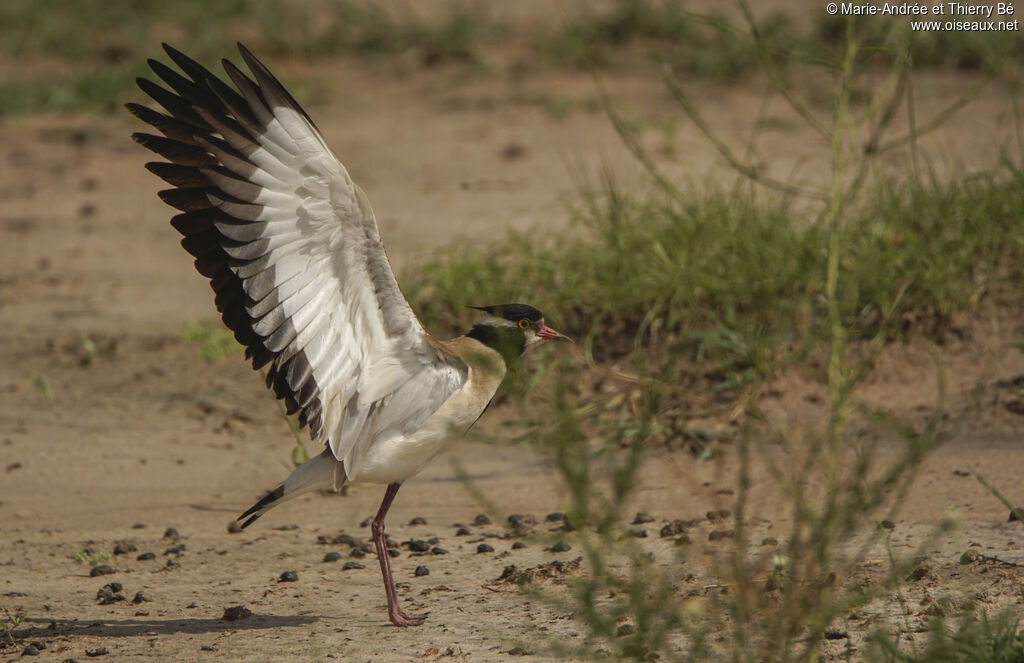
[466, 303, 571, 364]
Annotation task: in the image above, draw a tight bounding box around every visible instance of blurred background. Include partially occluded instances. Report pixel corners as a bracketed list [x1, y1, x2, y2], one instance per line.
[1, 2, 1022, 661]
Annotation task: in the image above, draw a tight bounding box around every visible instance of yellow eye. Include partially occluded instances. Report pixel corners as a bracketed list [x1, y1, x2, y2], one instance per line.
[518, 319, 530, 330]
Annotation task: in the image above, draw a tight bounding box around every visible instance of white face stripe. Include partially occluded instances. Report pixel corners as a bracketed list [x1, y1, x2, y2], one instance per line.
[481, 314, 519, 329]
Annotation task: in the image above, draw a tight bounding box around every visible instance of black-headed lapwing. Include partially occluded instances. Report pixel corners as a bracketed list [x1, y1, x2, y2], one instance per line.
[128, 44, 570, 627]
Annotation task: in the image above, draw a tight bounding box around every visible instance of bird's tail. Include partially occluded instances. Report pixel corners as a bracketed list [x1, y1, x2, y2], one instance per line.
[238, 449, 344, 529]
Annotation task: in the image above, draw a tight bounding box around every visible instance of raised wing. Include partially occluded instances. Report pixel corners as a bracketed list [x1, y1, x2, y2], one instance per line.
[129, 43, 467, 480]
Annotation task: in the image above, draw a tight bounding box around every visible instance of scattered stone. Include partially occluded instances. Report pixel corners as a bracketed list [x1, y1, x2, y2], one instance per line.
[323, 552, 343, 563]
[507, 646, 531, 655]
[472, 514, 492, 526]
[342, 561, 365, 570]
[163, 527, 180, 539]
[715, 488, 735, 496]
[427, 537, 441, 545]
[349, 548, 366, 559]
[494, 557, 582, 586]
[545, 512, 565, 522]
[21, 643, 41, 656]
[879, 520, 896, 530]
[89, 565, 115, 577]
[511, 541, 525, 550]
[200, 645, 216, 652]
[101, 582, 123, 593]
[359, 516, 372, 527]
[616, 623, 635, 637]
[332, 533, 357, 547]
[221, 605, 252, 621]
[455, 527, 471, 536]
[136, 552, 156, 561]
[164, 544, 186, 555]
[85, 647, 109, 657]
[507, 514, 537, 531]
[1009, 508, 1023, 523]
[708, 529, 733, 542]
[132, 592, 150, 604]
[952, 469, 970, 477]
[674, 534, 692, 546]
[409, 516, 427, 525]
[477, 543, 495, 553]
[131, 523, 146, 529]
[907, 565, 932, 582]
[406, 539, 430, 553]
[632, 512, 655, 524]
[660, 520, 687, 538]
[272, 524, 299, 531]
[414, 565, 429, 577]
[501, 142, 527, 161]
[546, 541, 572, 553]
[112, 542, 137, 555]
[761, 537, 779, 546]
[387, 549, 400, 558]
[431, 547, 448, 555]
[824, 628, 848, 640]
[278, 570, 298, 583]
[227, 521, 243, 534]
[706, 509, 731, 521]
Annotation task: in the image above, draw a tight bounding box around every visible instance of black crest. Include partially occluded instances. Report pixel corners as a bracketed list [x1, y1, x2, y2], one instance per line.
[468, 303, 543, 323]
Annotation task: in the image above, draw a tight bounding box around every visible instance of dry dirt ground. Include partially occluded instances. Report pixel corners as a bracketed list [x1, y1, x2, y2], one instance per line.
[1, 36, 1023, 663]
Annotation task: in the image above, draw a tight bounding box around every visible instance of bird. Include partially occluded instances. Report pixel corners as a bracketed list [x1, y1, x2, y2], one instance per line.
[127, 43, 571, 627]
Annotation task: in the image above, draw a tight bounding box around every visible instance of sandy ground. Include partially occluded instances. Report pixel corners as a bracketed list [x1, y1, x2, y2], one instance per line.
[1, 36, 1023, 662]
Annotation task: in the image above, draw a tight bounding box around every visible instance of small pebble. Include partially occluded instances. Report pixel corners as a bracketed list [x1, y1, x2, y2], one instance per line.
[343, 561, 365, 570]
[414, 565, 429, 577]
[86, 646, 109, 657]
[761, 537, 779, 546]
[431, 547, 448, 555]
[332, 534, 357, 546]
[278, 570, 298, 583]
[131, 523, 146, 529]
[1009, 508, 1023, 523]
[222, 605, 252, 621]
[102, 582, 123, 593]
[89, 565, 115, 577]
[164, 544, 186, 555]
[455, 527, 471, 536]
[477, 543, 494, 553]
[472, 514, 491, 526]
[545, 512, 565, 522]
[21, 644, 40, 656]
[132, 591, 150, 604]
[136, 552, 156, 561]
[706, 509, 731, 521]
[511, 541, 525, 550]
[359, 516, 372, 527]
[660, 521, 686, 538]
[708, 529, 734, 542]
[349, 548, 366, 559]
[880, 520, 896, 530]
[409, 516, 427, 525]
[959, 550, 980, 564]
[112, 542, 138, 555]
[632, 512, 655, 524]
[387, 549, 400, 558]
[616, 623, 635, 637]
[824, 628, 848, 640]
[323, 552, 343, 563]
[227, 521, 243, 534]
[674, 534, 692, 546]
[163, 527, 180, 539]
[546, 541, 571, 553]
[407, 539, 430, 552]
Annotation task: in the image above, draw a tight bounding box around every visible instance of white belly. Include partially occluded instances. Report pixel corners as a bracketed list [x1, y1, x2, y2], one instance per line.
[348, 377, 494, 485]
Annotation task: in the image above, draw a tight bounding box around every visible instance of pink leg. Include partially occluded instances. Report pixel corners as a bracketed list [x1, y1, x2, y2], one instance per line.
[372, 483, 427, 626]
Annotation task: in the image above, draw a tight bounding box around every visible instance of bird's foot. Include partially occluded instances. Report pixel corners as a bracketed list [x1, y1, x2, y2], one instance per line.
[388, 607, 428, 627]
